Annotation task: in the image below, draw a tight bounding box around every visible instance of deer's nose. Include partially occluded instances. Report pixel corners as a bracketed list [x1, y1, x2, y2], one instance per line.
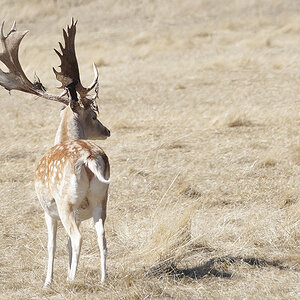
[105, 128, 111, 137]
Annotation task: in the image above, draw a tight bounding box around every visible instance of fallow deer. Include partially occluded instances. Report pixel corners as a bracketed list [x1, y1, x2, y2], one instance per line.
[0, 19, 110, 287]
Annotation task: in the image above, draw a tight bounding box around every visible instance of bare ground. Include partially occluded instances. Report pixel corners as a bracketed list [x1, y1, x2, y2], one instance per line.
[0, 0, 299, 299]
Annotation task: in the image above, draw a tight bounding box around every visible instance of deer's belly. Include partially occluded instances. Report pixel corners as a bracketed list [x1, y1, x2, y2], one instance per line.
[43, 197, 93, 221]
[75, 198, 93, 221]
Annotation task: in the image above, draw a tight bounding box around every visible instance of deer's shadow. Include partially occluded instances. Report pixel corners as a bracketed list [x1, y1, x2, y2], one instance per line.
[148, 256, 297, 280]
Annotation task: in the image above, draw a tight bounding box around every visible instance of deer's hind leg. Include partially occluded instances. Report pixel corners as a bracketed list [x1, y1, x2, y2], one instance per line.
[57, 200, 82, 282]
[44, 212, 57, 287]
[92, 190, 108, 283]
[67, 218, 81, 276]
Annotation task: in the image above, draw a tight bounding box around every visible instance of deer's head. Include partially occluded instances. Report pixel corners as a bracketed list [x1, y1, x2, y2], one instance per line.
[0, 19, 110, 142]
[61, 80, 110, 141]
[53, 21, 110, 142]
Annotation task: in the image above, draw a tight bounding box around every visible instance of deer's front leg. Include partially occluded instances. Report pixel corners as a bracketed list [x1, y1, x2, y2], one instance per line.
[44, 212, 57, 287]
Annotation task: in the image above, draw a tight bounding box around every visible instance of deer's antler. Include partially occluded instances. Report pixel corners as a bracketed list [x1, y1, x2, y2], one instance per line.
[53, 18, 99, 110]
[0, 21, 69, 105]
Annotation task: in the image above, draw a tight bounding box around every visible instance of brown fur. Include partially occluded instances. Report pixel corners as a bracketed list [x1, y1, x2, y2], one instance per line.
[59, 107, 72, 142]
[35, 140, 109, 187]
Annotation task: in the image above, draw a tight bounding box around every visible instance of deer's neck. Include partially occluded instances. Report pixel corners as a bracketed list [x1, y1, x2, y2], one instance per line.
[54, 106, 85, 145]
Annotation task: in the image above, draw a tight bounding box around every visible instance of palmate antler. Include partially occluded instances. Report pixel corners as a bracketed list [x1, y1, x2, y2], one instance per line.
[53, 18, 99, 111]
[0, 19, 99, 110]
[0, 21, 69, 105]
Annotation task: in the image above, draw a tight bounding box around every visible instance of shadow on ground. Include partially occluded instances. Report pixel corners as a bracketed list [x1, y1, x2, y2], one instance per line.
[148, 256, 298, 279]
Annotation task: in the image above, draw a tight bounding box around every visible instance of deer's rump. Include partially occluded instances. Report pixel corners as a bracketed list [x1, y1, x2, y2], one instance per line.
[35, 140, 110, 220]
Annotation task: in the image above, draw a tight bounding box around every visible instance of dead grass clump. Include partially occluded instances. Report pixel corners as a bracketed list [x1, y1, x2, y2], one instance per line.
[202, 56, 233, 70]
[166, 142, 186, 150]
[142, 203, 200, 265]
[129, 167, 149, 177]
[193, 31, 212, 38]
[279, 195, 297, 208]
[257, 158, 277, 168]
[246, 35, 273, 49]
[176, 181, 201, 199]
[279, 22, 300, 34]
[210, 109, 254, 128]
[95, 57, 109, 67]
[220, 19, 246, 31]
[228, 117, 253, 128]
[257, 148, 286, 168]
[180, 186, 201, 199]
[131, 32, 151, 46]
[174, 83, 186, 90]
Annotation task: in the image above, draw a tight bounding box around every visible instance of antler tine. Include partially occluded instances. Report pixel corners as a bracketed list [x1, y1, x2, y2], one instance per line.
[83, 81, 99, 113]
[10, 21, 16, 34]
[85, 63, 99, 93]
[1, 22, 4, 38]
[90, 82, 99, 112]
[1, 21, 17, 41]
[92, 82, 99, 100]
[59, 89, 68, 98]
[0, 21, 69, 105]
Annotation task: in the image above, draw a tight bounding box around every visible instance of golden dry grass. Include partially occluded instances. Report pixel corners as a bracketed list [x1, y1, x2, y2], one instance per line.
[0, 0, 300, 299]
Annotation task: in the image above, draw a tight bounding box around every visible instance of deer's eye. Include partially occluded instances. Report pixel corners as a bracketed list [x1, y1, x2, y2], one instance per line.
[92, 116, 97, 120]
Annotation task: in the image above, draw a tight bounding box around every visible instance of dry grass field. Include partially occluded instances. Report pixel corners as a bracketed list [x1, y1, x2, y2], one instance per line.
[0, 0, 299, 299]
